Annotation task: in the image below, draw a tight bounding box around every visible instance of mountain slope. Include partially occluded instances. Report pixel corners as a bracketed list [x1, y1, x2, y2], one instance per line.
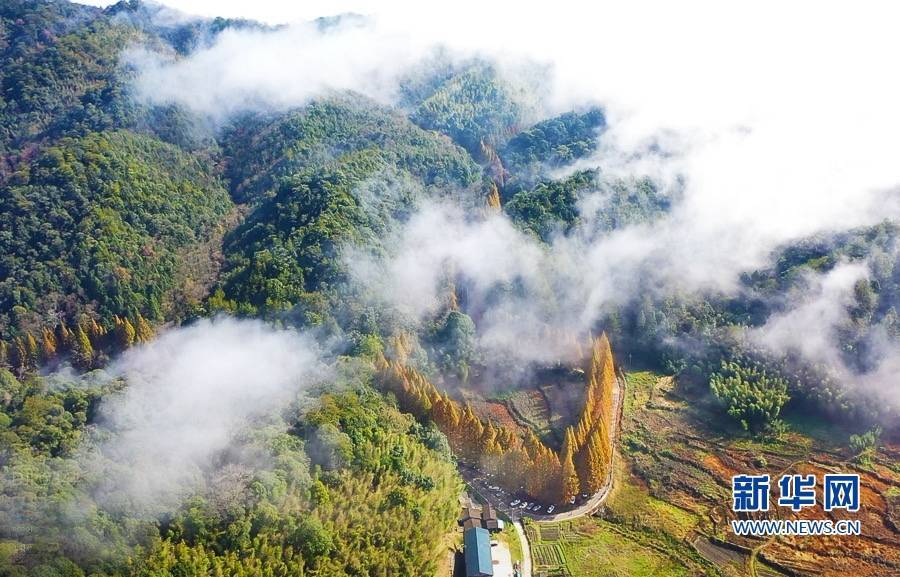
[0, 130, 233, 336]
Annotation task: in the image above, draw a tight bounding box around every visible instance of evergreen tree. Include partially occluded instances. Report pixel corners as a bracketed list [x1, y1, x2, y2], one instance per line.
[73, 326, 94, 369]
[41, 328, 57, 362]
[135, 313, 154, 343]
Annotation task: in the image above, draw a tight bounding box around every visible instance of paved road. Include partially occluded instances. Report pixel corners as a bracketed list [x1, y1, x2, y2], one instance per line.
[462, 372, 626, 576]
[512, 521, 532, 577]
[463, 372, 624, 524]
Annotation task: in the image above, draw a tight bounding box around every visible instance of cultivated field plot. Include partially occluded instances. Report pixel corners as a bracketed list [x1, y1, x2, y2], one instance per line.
[533, 543, 565, 567]
[540, 376, 586, 425]
[539, 525, 561, 541]
[617, 370, 900, 577]
[507, 389, 553, 433]
[467, 397, 524, 434]
[528, 517, 696, 577]
[467, 365, 591, 451]
[561, 521, 692, 577]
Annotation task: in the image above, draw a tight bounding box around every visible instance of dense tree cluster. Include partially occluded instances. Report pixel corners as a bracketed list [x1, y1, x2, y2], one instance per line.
[376, 333, 616, 504]
[0, 365, 462, 577]
[505, 170, 669, 241]
[0, 130, 233, 340]
[709, 359, 790, 431]
[0, 313, 153, 373]
[0, 1, 139, 157]
[568, 334, 616, 497]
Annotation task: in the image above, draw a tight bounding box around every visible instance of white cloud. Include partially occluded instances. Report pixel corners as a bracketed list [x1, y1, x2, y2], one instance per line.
[751, 262, 900, 411]
[751, 262, 868, 362]
[91, 1, 900, 401]
[91, 317, 326, 512]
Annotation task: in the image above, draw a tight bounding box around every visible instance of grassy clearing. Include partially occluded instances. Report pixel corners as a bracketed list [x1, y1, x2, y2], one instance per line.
[528, 516, 698, 577]
[564, 521, 692, 577]
[606, 458, 699, 540]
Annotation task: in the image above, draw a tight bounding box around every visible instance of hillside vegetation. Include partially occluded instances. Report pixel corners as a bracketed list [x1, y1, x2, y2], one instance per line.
[0, 2, 897, 577]
[0, 365, 462, 576]
[376, 334, 616, 504]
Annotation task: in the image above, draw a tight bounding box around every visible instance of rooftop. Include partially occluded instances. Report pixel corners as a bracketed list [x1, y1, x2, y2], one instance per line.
[463, 527, 493, 577]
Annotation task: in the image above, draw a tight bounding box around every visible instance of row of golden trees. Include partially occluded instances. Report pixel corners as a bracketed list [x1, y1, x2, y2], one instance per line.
[375, 333, 616, 504]
[0, 314, 154, 373]
[569, 333, 616, 495]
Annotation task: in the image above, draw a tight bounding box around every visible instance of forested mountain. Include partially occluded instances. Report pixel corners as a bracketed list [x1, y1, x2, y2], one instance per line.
[222, 98, 480, 203]
[1, 130, 232, 335]
[0, 1, 898, 576]
[0, 364, 461, 576]
[211, 97, 482, 328]
[0, 0, 136, 157]
[499, 108, 605, 188]
[409, 63, 524, 156]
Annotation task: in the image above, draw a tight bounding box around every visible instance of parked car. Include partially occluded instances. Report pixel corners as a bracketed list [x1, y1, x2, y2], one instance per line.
[547, 505, 555, 513]
[533, 506, 542, 512]
[511, 499, 520, 506]
[569, 496, 576, 504]
[520, 502, 529, 509]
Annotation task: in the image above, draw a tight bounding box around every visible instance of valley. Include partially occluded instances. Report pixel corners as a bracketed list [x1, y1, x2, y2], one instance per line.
[1, 2, 898, 577]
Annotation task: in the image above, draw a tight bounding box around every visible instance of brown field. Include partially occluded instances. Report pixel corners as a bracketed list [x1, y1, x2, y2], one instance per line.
[466, 366, 588, 449]
[617, 370, 900, 577]
[467, 397, 528, 435]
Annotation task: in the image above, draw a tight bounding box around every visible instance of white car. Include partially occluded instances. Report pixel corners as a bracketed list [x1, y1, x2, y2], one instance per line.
[520, 502, 529, 509]
[511, 499, 520, 506]
[569, 497, 576, 504]
[547, 505, 555, 513]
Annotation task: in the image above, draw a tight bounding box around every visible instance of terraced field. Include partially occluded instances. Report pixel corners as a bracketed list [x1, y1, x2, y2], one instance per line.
[612, 370, 900, 576]
[526, 516, 698, 577]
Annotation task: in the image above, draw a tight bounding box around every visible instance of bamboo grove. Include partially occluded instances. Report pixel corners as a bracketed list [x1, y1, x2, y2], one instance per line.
[376, 333, 617, 504]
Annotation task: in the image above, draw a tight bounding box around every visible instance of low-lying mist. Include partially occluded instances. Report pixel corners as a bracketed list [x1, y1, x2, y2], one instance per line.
[105, 1, 900, 415]
[88, 317, 327, 514]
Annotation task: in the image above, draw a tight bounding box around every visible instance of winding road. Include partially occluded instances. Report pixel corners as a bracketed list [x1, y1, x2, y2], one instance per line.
[461, 371, 626, 576]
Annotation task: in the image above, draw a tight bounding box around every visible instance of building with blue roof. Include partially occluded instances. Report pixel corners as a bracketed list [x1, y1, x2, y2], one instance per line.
[463, 526, 493, 577]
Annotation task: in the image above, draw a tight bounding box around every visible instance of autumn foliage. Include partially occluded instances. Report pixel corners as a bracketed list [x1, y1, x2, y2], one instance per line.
[0, 314, 155, 373]
[376, 333, 617, 504]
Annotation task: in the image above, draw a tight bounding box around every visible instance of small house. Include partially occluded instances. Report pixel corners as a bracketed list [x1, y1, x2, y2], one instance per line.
[463, 527, 493, 577]
[481, 504, 503, 532]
